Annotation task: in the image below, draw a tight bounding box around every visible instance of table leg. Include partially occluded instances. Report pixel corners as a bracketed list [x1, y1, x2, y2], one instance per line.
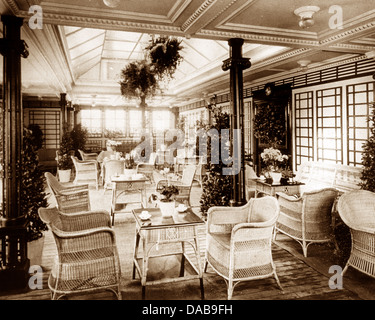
[132, 232, 140, 279]
[179, 241, 185, 277]
[111, 184, 116, 226]
[194, 228, 204, 300]
[141, 237, 149, 300]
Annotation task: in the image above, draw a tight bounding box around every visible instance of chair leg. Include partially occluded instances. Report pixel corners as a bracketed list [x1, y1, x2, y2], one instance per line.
[227, 279, 234, 300]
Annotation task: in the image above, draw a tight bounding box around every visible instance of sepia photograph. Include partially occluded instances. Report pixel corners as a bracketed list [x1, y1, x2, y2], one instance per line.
[0, 0, 375, 307]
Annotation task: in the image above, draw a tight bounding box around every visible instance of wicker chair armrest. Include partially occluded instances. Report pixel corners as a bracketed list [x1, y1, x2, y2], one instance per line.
[57, 184, 89, 195]
[350, 226, 375, 235]
[276, 192, 302, 201]
[207, 203, 250, 230]
[59, 210, 111, 231]
[231, 221, 276, 242]
[52, 227, 117, 257]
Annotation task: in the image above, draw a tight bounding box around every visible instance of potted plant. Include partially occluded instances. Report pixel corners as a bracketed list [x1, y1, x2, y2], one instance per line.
[158, 185, 179, 217]
[260, 147, 289, 184]
[70, 123, 88, 158]
[253, 103, 286, 147]
[145, 36, 183, 80]
[200, 107, 232, 216]
[22, 126, 48, 267]
[57, 123, 73, 182]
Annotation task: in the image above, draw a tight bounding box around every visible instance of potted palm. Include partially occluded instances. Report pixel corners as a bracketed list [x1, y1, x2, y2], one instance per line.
[57, 123, 73, 182]
[22, 126, 48, 267]
[158, 185, 179, 217]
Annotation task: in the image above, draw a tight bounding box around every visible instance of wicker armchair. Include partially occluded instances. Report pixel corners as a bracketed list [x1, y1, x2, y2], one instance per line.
[156, 164, 197, 206]
[204, 196, 282, 299]
[45, 172, 91, 213]
[337, 190, 375, 279]
[136, 152, 157, 183]
[38, 207, 122, 300]
[275, 187, 338, 257]
[71, 156, 99, 190]
[102, 159, 125, 191]
[78, 149, 98, 161]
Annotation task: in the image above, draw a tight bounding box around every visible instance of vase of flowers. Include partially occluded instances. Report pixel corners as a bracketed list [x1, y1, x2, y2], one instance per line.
[158, 185, 179, 217]
[261, 147, 288, 184]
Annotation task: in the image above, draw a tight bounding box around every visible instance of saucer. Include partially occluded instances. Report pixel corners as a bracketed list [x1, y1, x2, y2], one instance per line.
[139, 212, 151, 220]
[176, 206, 187, 213]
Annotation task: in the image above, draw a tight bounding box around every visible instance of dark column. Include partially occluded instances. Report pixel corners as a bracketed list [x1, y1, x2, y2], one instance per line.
[222, 38, 251, 206]
[60, 93, 67, 125]
[0, 15, 30, 291]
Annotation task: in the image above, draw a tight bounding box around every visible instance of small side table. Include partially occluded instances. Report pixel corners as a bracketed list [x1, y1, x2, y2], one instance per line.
[254, 179, 304, 197]
[110, 175, 148, 225]
[132, 207, 205, 300]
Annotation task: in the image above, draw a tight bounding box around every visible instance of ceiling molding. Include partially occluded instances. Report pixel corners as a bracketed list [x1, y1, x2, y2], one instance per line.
[168, 0, 193, 23]
[18, 10, 184, 36]
[180, 0, 218, 33]
[3, 0, 20, 15]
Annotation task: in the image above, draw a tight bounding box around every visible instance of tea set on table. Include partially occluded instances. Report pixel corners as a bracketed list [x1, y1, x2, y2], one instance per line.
[139, 204, 188, 221]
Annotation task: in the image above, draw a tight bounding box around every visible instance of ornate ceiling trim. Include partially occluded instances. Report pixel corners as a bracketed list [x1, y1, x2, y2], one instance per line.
[197, 29, 320, 47]
[218, 23, 318, 39]
[4, 0, 20, 15]
[18, 10, 184, 35]
[319, 21, 375, 46]
[180, 0, 217, 32]
[169, 0, 193, 23]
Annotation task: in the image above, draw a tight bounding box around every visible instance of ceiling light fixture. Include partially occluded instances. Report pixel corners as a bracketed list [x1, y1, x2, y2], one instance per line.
[294, 6, 320, 29]
[297, 60, 311, 72]
[103, 0, 120, 8]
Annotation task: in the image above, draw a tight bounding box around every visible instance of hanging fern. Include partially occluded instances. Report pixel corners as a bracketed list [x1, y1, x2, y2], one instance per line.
[146, 36, 183, 81]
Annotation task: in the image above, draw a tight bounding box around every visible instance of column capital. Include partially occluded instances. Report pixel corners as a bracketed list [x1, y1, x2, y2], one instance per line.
[222, 57, 251, 71]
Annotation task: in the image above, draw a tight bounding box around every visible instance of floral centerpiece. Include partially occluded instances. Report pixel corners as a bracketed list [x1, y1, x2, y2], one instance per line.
[158, 184, 179, 218]
[124, 152, 135, 169]
[261, 147, 288, 184]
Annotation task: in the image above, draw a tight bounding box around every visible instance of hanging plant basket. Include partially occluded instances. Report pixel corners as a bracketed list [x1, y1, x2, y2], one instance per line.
[146, 36, 183, 80]
[119, 60, 158, 102]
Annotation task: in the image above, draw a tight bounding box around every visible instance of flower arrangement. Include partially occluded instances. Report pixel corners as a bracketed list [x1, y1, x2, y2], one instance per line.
[159, 185, 179, 202]
[261, 147, 288, 173]
[124, 153, 135, 169]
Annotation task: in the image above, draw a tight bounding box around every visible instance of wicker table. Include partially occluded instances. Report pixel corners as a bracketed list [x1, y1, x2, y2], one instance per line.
[254, 179, 304, 197]
[132, 207, 205, 300]
[110, 174, 148, 225]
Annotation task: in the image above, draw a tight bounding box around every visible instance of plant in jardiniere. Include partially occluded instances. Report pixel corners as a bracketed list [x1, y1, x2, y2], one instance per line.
[22, 125, 48, 265]
[157, 185, 179, 218]
[200, 107, 232, 216]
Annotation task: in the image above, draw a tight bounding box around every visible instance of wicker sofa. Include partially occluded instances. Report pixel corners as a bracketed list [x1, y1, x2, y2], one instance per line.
[294, 161, 362, 194]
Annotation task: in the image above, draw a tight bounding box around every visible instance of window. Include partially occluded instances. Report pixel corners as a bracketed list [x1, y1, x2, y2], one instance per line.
[295, 92, 314, 167]
[129, 110, 142, 136]
[347, 82, 374, 166]
[29, 110, 60, 149]
[81, 109, 102, 136]
[316, 87, 342, 164]
[105, 109, 126, 136]
[152, 110, 171, 132]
